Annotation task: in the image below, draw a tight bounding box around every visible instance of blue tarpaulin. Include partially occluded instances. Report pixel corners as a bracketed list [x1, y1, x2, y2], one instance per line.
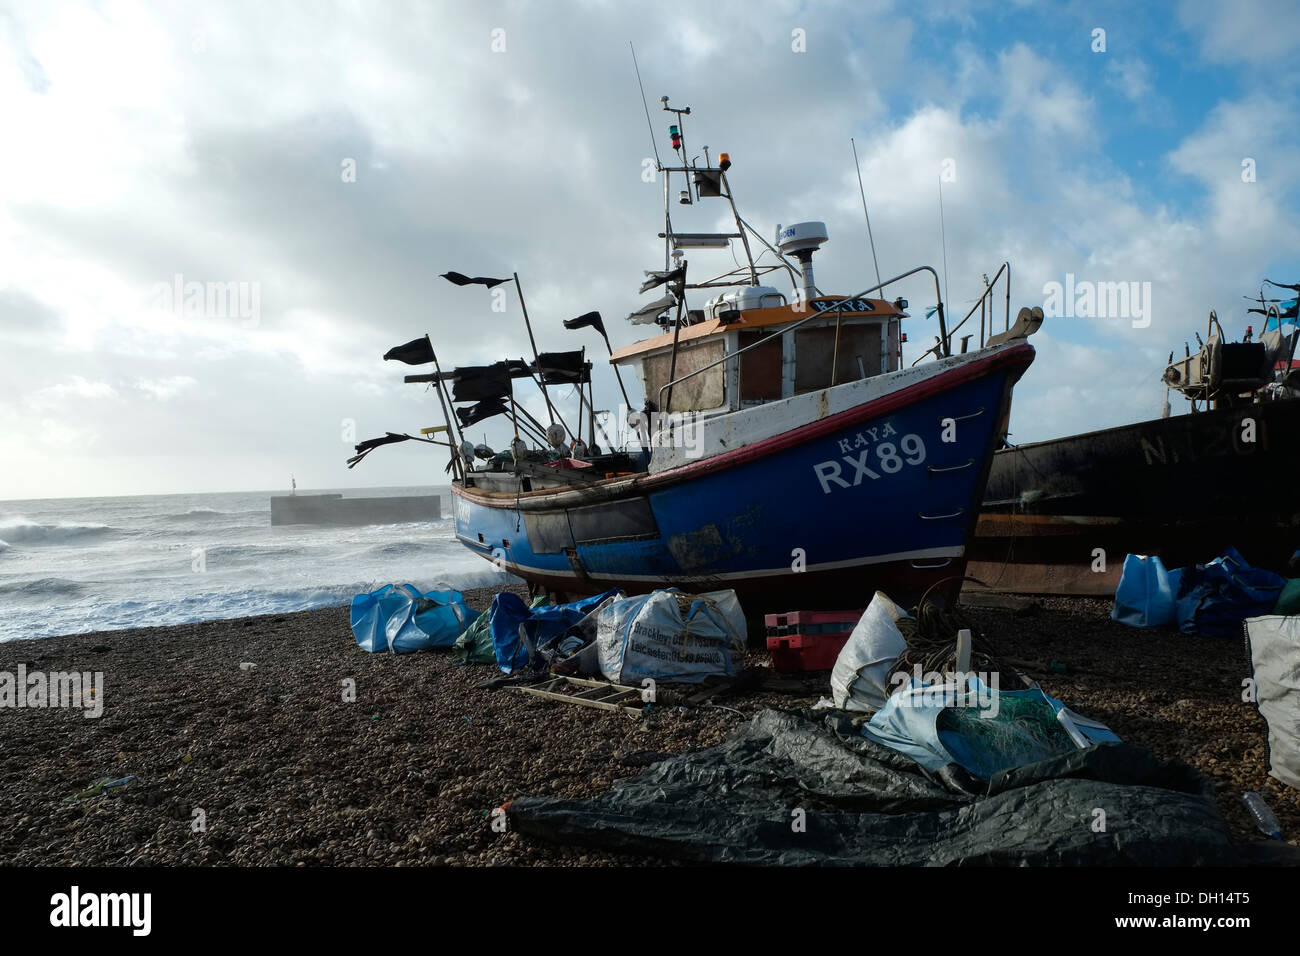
[1112, 547, 1286, 637]
[350, 584, 472, 653]
[489, 590, 621, 674]
[1174, 547, 1286, 638]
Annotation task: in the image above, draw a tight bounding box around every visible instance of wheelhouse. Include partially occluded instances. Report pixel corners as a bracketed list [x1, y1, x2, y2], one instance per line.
[610, 294, 908, 415]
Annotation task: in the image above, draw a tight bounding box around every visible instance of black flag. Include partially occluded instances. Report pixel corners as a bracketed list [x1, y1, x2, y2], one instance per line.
[640, 265, 686, 294]
[441, 271, 509, 288]
[451, 364, 512, 402]
[346, 432, 414, 469]
[383, 336, 436, 365]
[563, 311, 607, 338]
[534, 350, 588, 385]
[354, 433, 413, 454]
[455, 397, 509, 428]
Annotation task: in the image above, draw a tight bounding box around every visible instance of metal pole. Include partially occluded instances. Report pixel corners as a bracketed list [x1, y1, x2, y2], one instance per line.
[586, 362, 596, 449]
[600, 332, 632, 408]
[663, 297, 685, 413]
[523, 367, 575, 441]
[424, 335, 462, 480]
[507, 379, 520, 439]
[508, 400, 549, 446]
[513, 272, 556, 426]
[831, 312, 843, 386]
[851, 137, 882, 291]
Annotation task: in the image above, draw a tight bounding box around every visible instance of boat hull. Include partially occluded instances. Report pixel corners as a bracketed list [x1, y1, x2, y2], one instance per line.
[968, 400, 1300, 595]
[452, 345, 1034, 614]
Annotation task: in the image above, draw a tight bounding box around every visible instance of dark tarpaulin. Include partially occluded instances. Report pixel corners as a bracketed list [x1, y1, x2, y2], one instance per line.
[456, 397, 509, 428]
[508, 708, 1240, 866]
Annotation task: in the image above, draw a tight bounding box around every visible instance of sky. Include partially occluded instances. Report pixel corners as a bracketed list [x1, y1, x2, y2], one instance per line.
[1, 0, 1298, 499]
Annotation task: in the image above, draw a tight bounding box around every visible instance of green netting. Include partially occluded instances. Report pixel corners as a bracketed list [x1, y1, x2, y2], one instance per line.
[935, 694, 1076, 780]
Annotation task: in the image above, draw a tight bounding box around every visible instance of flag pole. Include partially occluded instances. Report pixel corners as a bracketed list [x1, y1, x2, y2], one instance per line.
[601, 331, 632, 408]
[586, 362, 596, 451]
[513, 272, 557, 427]
[523, 366, 575, 442]
[425, 335, 462, 480]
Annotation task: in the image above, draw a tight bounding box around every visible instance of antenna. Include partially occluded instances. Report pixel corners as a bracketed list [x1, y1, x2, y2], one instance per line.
[850, 137, 882, 290]
[937, 174, 950, 322]
[629, 43, 661, 170]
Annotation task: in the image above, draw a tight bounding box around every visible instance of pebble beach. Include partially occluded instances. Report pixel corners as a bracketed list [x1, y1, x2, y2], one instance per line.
[2, 587, 1296, 866]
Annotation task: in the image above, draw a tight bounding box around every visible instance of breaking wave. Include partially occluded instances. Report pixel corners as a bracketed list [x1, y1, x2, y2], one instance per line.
[0, 577, 88, 598]
[0, 518, 121, 545]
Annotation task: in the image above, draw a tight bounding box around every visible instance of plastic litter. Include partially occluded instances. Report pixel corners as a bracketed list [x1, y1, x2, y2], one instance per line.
[1242, 791, 1283, 840]
[65, 775, 137, 803]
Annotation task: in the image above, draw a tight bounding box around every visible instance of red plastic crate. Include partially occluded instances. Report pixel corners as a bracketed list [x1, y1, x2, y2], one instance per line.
[766, 630, 852, 672]
[765, 609, 863, 636]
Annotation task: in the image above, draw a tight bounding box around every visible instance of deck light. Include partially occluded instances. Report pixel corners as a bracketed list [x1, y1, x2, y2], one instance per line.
[719, 152, 731, 170]
[669, 125, 681, 150]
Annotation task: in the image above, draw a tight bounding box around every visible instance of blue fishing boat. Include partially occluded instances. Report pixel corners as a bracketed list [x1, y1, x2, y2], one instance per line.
[358, 97, 1041, 613]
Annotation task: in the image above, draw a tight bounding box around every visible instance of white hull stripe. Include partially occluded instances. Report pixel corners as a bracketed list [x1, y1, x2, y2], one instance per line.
[486, 545, 965, 584]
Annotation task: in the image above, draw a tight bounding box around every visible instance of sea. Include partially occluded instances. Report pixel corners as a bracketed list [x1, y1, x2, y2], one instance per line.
[0, 486, 512, 642]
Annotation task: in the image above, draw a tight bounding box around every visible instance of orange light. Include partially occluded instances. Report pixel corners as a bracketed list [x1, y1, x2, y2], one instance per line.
[719, 152, 730, 164]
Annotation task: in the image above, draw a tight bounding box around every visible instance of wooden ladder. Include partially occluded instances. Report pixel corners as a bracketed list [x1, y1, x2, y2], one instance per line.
[511, 676, 646, 717]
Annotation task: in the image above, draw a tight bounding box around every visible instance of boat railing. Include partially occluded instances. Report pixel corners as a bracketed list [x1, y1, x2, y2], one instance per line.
[945, 261, 1012, 352]
[658, 264, 950, 412]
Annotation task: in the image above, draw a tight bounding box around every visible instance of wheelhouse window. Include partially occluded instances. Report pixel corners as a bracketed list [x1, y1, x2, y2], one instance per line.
[738, 330, 783, 403]
[639, 340, 726, 412]
[793, 322, 882, 394]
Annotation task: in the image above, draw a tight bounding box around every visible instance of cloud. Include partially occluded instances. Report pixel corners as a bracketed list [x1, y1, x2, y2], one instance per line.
[134, 375, 198, 401]
[0, 0, 1297, 496]
[1104, 57, 1152, 104]
[1178, 0, 1300, 66]
[23, 376, 119, 412]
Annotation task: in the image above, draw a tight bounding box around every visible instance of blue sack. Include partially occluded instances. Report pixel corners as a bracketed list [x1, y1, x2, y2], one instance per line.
[1111, 554, 1182, 628]
[1175, 547, 1286, 638]
[489, 589, 621, 674]
[350, 584, 472, 653]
